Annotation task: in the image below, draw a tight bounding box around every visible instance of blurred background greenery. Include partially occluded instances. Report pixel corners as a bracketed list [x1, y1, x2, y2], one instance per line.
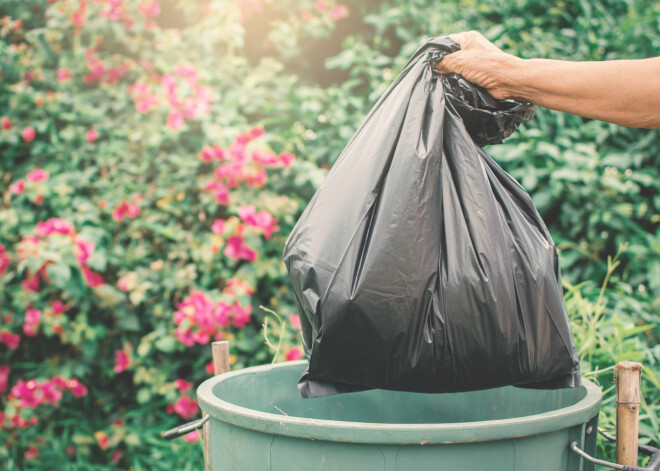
[0, 0, 658, 468]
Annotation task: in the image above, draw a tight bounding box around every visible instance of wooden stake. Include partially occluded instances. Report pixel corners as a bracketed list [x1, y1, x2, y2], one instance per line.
[614, 361, 643, 466]
[204, 341, 230, 471]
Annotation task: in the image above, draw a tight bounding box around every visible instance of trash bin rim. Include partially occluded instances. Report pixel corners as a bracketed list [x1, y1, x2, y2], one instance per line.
[197, 360, 601, 445]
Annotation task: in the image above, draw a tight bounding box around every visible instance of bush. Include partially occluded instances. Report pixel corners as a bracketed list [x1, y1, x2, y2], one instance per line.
[0, 0, 657, 468]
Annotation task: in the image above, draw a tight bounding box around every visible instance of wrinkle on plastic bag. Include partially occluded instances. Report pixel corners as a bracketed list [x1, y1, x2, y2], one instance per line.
[283, 36, 581, 398]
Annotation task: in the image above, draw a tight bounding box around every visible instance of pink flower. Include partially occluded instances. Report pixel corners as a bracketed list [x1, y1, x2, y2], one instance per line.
[167, 109, 184, 130]
[174, 64, 198, 86]
[173, 396, 198, 420]
[0, 365, 10, 394]
[21, 270, 40, 293]
[26, 168, 49, 182]
[64, 378, 88, 397]
[223, 234, 257, 262]
[114, 349, 131, 374]
[289, 314, 301, 330]
[51, 300, 68, 315]
[23, 308, 42, 337]
[231, 304, 252, 329]
[41, 380, 63, 404]
[278, 152, 295, 168]
[11, 379, 41, 407]
[329, 5, 348, 20]
[0, 244, 10, 276]
[183, 430, 199, 443]
[24, 445, 39, 460]
[9, 179, 25, 194]
[315, 0, 328, 11]
[35, 218, 76, 237]
[57, 68, 72, 82]
[0, 330, 20, 349]
[211, 219, 225, 235]
[175, 379, 193, 393]
[81, 265, 104, 288]
[1, 117, 11, 130]
[34, 194, 44, 205]
[22, 126, 36, 142]
[95, 431, 109, 450]
[112, 450, 123, 464]
[85, 129, 98, 143]
[237, 205, 280, 239]
[284, 347, 303, 361]
[117, 276, 131, 292]
[112, 200, 141, 222]
[74, 239, 95, 265]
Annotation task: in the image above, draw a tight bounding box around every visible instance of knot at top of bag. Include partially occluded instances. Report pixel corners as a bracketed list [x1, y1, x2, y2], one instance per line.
[410, 36, 536, 147]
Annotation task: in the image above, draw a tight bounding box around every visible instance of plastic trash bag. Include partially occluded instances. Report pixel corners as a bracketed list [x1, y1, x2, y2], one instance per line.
[283, 36, 581, 398]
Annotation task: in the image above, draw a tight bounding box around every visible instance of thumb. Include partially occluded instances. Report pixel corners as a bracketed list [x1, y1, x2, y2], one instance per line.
[435, 51, 461, 75]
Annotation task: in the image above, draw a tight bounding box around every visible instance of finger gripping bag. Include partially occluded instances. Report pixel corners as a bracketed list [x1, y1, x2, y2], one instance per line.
[283, 36, 581, 398]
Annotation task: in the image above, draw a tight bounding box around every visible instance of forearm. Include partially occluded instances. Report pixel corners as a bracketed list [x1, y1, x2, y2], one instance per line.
[500, 57, 660, 128]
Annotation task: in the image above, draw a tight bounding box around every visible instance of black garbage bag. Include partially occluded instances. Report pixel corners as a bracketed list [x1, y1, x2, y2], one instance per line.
[283, 36, 581, 398]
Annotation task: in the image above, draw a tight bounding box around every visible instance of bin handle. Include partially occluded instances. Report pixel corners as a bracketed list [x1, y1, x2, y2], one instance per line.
[162, 415, 209, 440]
[570, 428, 660, 471]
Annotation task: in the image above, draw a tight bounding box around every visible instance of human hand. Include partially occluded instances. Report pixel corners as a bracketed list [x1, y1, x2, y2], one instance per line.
[435, 31, 522, 100]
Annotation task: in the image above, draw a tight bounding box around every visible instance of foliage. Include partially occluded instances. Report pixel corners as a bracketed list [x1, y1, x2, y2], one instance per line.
[0, 0, 658, 468]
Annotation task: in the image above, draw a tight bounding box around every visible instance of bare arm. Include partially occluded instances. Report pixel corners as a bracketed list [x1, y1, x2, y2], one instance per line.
[435, 31, 660, 129]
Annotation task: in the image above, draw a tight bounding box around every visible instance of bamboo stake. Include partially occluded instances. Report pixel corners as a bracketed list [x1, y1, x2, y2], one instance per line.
[204, 341, 230, 471]
[614, 361, 643, 466]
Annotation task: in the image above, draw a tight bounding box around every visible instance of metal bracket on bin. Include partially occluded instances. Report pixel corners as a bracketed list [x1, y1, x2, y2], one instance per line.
[162, 415, 209, 441]
[570, 428, 660, 471]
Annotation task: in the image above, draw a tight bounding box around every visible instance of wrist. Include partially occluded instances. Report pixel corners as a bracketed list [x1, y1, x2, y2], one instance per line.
[496, 55, 531, 103]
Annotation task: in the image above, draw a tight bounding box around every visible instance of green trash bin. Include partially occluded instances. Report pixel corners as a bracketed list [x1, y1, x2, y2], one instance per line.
[197, 360, 602, 471]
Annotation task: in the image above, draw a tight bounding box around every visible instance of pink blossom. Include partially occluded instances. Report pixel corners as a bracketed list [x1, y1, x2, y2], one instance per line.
[95, 431, 109, 450]
[237, 205, 279, 238]
[204, 180, 230, 205]
[26, 168, 49, 182]
[174, 64, 198, 86]
[41, 381, 62, 404]
[111, 450, 124, 464]
[175, 379, 193, 393]
[112, 200, 141, 222]
[21, 269, 40, 293]
[211, 219, 225, 235]
[173, 396, 198, 420]
[315, 0, 328, 11]
[0, 244, 10, 276]
[24, 445, 39, 460]
[85, 129, 98, 143]
[285, 347, 303, 361]
[81, 265, 104, 288]
[329, 5, 349, 20]
[0, 330, 20, 349]
[34, 194, 44, 205]
[213, 302, 232, 328]
[174, 327, 195, 347]
[9, 179, 25, 194]
[51, 300, 68, 315]
[74, 239, 95, 265]
[0, 365, 9, 394]
[23, 308, 42, 337]
[114, 349, 131, 374]
[231, 304, 251, 329]
[166, 109, 184, 130]
[56, 68, 72, 82]
[235, 127, 264, 146]
[22, 127, 36, 142]
[223, 234, 258, 262]
[278, 152, 295, 167]
[11, 379, 41, 408]
[117, 276, 131, 292]
[183, 430, 199, 443]
[289, 314, 301, 330]
[35, 218, 76, 237]
[64, 378, 88, 397]
[1, 117, 12, 130]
